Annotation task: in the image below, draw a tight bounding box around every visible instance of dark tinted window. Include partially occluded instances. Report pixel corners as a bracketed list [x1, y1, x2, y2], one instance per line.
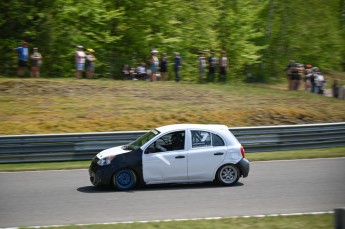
[212, 133, 225, 146]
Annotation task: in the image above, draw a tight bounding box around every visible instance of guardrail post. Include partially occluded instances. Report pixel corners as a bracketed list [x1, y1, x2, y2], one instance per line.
[335, 208, 345, 229]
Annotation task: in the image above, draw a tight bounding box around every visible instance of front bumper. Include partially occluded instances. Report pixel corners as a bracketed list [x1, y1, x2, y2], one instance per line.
[237, 158, 250, 178]
[89, 157, 113, 186]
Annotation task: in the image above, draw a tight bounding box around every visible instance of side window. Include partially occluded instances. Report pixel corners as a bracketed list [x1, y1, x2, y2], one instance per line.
[191, 131, 225, 148]
[191, 131, 211, 148]
[146, 131, 185, 153]
[212, 133, 225, 146]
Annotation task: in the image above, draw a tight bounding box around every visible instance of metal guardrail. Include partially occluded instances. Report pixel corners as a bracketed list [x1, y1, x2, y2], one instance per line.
[0, 122, 345, 164]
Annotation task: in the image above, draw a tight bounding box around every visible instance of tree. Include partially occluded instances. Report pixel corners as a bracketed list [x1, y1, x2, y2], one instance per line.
[216, 0, 268, 81]
[0, 0, 343, 80]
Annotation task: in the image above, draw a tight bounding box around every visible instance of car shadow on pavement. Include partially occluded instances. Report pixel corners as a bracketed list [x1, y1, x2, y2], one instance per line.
[77, 182, 244, 193]
[77, 185, 114, 193]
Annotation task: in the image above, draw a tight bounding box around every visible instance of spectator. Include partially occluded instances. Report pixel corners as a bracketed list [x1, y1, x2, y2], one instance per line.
[289, 62, 300, 90]
[286, 60, 296, 90]
[122, 64, 130, 80]
[304, 64, 312, 91]
[315, 70, 325, 95]
[149, 50, 159, 81]
[129, 66, 137, 80]
[85, 49, 96, 79]
[332, 80, 339, 98]
[208, 52, 218, 82]
[14, 41, 29, 77]
[146, 58, 152, 80]
[75, 45, 86, 78]
[308, 67, 319, 93]
[291, 63, 304, 90]
[136, 63, 147, 80]
[30, 48, 42, 78]
[174, 52, 182, 82]
[160, 53, 168, 81]
[198, 52, 207, 83]
[219, 50, 228, 82]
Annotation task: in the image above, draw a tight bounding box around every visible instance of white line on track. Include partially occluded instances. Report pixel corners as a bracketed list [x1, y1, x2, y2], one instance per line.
[1, 211, 333, 229]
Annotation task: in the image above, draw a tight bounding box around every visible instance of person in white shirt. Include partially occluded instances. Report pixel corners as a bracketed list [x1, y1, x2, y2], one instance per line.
[30, 48, 42, 78]
[136, 63, 147, 80]
[315, 71, 325, 95]
[219, 51, 228, 82]
[198, 52, 206, 82]
[75, 45, 86, 78]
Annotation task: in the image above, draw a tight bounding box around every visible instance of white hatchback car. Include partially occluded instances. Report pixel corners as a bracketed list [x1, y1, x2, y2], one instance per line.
[89, 124, 249, 190]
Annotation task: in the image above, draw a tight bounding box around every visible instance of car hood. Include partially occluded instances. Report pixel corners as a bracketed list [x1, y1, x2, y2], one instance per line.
[96, 146, 130, 159]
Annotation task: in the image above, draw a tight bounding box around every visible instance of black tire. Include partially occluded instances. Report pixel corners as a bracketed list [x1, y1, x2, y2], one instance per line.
[217, 164, 240, 186]
[113, 169, 137, 190]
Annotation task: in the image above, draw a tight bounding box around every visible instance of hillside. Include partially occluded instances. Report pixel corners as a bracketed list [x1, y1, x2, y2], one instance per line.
[0, 78, 344, 135]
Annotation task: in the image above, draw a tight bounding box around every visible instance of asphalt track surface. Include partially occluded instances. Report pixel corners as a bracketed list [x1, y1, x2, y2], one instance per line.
[0, 158, 344, 228]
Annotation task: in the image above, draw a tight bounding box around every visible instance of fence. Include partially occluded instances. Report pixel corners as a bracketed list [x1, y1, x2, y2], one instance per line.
[0, 122, 344, 163]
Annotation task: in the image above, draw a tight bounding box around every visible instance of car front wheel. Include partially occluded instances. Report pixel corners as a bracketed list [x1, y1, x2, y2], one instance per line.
[217, 164, 240, 186]
[113, 169, 137, 190]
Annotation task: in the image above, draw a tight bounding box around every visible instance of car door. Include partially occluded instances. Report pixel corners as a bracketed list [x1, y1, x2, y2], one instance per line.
[188, 130, 227, 181]
[142, 131, 188, 184]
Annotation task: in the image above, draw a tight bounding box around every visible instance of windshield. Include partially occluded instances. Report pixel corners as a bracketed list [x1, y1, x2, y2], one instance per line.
[126, 129, 160, 150]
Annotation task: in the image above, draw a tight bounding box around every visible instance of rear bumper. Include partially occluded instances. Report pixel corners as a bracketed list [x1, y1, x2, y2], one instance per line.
[237, 158, 250, 178]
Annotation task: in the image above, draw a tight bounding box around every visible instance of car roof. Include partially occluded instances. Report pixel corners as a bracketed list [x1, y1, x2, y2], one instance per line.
[155, 124, 229, 133]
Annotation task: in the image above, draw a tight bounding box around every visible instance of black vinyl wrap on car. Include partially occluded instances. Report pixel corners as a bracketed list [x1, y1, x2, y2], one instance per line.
[110, 148, 145, 185]
[89, 156, 99, 171]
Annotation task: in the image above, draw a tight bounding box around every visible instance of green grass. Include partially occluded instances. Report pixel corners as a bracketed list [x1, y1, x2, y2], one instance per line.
[246, 146, 345, 161]
[1, 77, 345, 135]
[1, 146, 344, 172]
[0, 161, 90, 172]
[19, 213, 333, 229]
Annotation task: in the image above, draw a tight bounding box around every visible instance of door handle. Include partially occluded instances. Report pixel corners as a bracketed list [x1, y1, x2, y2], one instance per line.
[214, 152, 224, 156]
[175, 155, 185, 159]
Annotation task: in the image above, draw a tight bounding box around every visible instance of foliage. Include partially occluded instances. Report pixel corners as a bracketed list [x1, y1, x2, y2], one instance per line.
[0, 0, 344, 81]
[257, 0, 345, 81]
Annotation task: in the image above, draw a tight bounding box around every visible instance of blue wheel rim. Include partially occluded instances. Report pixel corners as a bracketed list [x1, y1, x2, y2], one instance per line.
[115, 170, 135, 189]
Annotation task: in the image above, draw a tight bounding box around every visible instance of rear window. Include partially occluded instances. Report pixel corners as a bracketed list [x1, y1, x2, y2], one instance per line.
[212, 133, 225, 146]
[191, 130, 225, 148]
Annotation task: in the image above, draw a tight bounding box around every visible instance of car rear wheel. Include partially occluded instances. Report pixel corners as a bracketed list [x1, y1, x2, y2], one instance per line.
[217, 164, 240, 186]
[113, 169, 137, 190]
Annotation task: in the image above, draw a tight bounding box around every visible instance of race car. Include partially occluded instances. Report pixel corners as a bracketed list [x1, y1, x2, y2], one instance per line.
[89, 124, 249, 190]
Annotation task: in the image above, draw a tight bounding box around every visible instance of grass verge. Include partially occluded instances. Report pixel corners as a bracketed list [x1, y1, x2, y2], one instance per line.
[1, 146, 344, 172]
[246, 146, 345, 161]
[1, 78, 345, 135]
[19, 213, 333, 229]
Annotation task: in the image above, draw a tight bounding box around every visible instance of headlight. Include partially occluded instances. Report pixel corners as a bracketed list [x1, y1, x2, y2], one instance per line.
[97, 156, 114, 166]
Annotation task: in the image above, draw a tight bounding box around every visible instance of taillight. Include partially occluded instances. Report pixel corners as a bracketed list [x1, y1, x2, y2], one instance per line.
[240, 145, 246, 158]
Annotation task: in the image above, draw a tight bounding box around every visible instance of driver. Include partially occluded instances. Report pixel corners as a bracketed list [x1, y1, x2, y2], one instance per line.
[171, 132, 184, 150]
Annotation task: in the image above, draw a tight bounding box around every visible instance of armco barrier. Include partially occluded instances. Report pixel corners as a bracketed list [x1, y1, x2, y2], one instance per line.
[0, 122, 344, 163]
